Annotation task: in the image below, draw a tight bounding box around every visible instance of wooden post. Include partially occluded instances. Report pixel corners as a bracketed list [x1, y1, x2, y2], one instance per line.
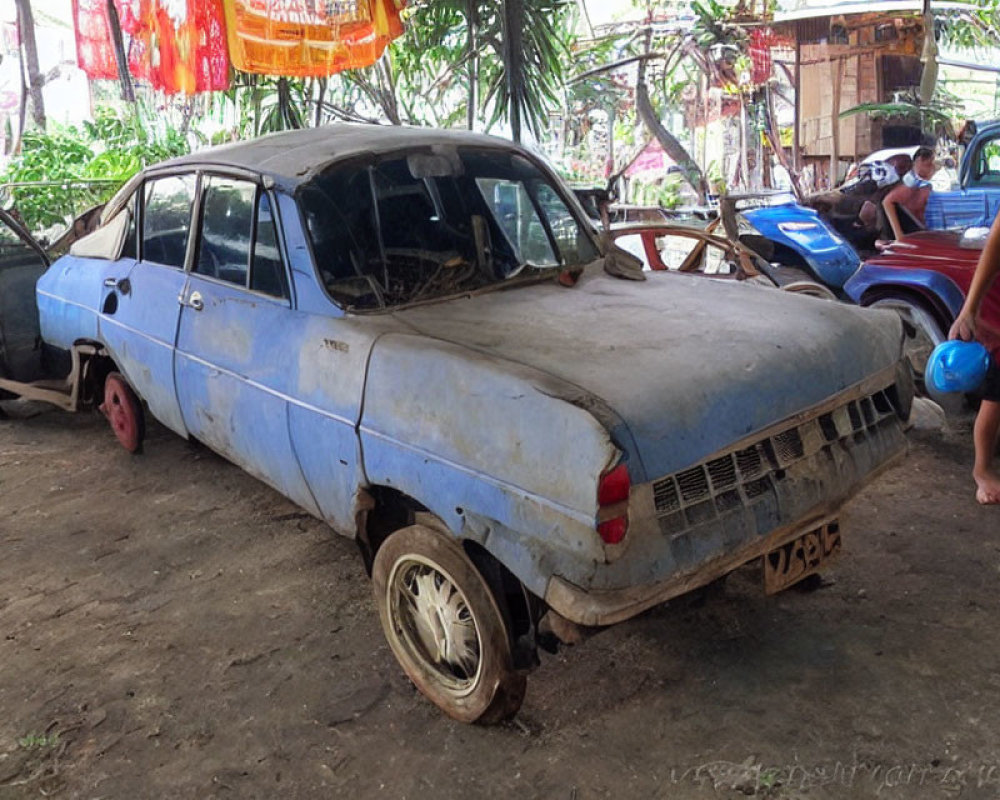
[830, 56, 844, 189]
[794, 36, 801, 173]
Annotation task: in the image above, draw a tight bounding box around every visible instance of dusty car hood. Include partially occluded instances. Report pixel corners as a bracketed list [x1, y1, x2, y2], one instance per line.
[390, 269, 904, 482]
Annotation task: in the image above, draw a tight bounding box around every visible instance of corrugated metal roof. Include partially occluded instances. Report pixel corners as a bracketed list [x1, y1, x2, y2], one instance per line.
[774, 0, 970, 21]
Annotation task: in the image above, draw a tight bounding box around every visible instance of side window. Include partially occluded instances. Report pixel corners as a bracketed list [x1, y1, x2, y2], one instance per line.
[974, 138, 1000, 185]
[250, 193, 288, 298]
[142, 175, 196, 268]
[196, 177, 255, 287]
[476, 178, 558, 267]
[535, 184, 585, 264]
[121, 193, 137, 259]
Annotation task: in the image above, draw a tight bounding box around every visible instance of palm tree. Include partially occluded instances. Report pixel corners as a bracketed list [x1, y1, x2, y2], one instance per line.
[407, 0, 576, 141]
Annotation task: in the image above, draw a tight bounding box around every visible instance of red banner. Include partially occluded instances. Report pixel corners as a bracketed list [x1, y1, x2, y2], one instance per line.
[71, 0, 230, 95]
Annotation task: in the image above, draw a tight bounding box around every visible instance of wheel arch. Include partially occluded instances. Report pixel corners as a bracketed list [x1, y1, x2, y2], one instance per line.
[356, 485, 539, 670]
[858, 284, 954, 333]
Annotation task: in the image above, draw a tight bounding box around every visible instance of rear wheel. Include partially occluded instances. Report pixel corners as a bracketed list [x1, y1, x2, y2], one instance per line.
[372, 525, 525, 723]
[867, 295, 946, 388]
[99, 372, 145, 452]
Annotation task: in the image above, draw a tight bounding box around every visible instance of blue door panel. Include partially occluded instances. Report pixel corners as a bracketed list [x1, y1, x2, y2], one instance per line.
[174, 275, 319, 515]
[35, 255, 107, 348]
[97, 260, 187, 436]
[287, 405, 366, 534]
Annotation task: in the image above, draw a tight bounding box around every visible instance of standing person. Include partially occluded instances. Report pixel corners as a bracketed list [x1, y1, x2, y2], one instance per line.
[880, 147, 937, 241]
[949, 213, 1000, 505]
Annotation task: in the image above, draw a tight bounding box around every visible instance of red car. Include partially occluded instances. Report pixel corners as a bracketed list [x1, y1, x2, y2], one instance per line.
[845, 229, 1000, 385]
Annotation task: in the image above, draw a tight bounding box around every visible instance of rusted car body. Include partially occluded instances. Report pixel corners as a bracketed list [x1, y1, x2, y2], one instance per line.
[0, 208, 50, 386]
[31, 125, 913, 722]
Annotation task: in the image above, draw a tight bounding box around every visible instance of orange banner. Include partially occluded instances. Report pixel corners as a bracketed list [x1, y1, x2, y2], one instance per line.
[222, 0, 405, 77]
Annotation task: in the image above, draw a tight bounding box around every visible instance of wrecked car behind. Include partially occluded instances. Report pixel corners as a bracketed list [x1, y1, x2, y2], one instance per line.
[29, 124, 912, 723]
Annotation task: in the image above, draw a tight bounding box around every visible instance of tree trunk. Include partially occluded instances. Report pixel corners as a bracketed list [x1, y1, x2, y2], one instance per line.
[466, 0, 479, 130]
[635, 27, 707, 204]
[830, 56, 844, 189]
[15, 0, 45, 130]
[106, 0, 135, 104]
[501, 0, 524, 143]
[919, 11, 938, 106]
[636, 81, 708, 204]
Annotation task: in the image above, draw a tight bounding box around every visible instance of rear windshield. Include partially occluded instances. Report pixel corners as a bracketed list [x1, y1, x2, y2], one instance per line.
[298, 147, 598, 310]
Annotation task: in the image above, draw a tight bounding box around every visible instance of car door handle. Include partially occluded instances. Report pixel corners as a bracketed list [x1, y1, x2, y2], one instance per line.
[105, 277, 131, 295]
[178, 291, 204, 311]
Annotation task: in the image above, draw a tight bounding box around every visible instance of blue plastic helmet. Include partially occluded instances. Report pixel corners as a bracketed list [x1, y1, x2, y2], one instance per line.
[926, 340, 991, 394]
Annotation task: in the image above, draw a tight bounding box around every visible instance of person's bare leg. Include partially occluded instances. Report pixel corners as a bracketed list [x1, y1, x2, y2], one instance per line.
[973, 399, 1000, 504]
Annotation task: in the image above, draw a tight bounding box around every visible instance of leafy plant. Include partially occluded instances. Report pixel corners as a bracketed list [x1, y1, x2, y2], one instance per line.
[17, 732, 59, 750]
[0, 107, 189, 235]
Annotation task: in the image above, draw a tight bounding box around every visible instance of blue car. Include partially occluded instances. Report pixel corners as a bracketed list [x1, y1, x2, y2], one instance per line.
[925, 119, 1000, 230]
[31, 125, 913, 722]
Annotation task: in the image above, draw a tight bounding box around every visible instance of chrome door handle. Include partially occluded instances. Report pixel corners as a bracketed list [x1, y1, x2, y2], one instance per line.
[104, 277, 118, 287]
[178, 291, 204, 311]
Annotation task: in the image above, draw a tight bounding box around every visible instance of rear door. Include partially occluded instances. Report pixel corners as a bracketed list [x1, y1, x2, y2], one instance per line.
[98, 174, 194, 436]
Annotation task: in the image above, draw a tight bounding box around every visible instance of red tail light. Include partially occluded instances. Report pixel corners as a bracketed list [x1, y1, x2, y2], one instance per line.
[597, 463, 630, 545]
[598, 463, 630, 505]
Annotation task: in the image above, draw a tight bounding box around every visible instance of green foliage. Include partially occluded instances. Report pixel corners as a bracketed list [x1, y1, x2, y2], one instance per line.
[404, 0, 578, 138]
[0, 107, 189, 235]
[838, 99, 957, 139]
[17, 732, 59, 750]
[936, 0, 1000, 51]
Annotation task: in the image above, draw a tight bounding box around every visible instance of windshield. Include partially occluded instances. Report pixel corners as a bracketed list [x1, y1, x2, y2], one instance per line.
[299, 147, 599, 310]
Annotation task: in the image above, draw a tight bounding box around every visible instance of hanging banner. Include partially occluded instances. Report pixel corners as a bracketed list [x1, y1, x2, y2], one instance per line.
[72, 0, 122, 80]
[71, 0, 230, 94]
[222, 0, 405, 77]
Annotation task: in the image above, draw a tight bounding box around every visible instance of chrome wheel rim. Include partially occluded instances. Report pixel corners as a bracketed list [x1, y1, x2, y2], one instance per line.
[388, 555, 482, 695]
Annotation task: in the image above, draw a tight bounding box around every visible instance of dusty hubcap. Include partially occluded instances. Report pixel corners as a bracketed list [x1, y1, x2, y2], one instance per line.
[390, 558, 481, 692]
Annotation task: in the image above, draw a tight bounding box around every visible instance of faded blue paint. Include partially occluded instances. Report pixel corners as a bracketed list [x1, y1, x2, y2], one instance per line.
[36, 255, 108, 346]
[743, 203, 861, 288]
[173, 273, 321, 515]
[35, 126, 912, 626]
[391, 273, 902, 482]
[97, 258, 188, 436]
[844, 264, 966, 318]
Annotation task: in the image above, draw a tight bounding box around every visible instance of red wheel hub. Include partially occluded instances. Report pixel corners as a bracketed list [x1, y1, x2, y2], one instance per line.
[100, 373, 143, 452]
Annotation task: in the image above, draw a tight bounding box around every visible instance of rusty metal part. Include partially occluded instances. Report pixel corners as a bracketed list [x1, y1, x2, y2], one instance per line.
[0, 344, 100, 412]
[538, 609, 585, 645]
[100, 372, 144, 453]
[763, 520, 841, 595]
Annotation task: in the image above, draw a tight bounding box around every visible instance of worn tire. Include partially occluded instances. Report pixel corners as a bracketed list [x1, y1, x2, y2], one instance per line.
[100, 372, 145, 453]
[867, 295, 947, 385]
[372, 525, 525, 724]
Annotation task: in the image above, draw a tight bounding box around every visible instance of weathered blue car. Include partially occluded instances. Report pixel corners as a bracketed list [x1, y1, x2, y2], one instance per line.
[924, 119, 1000, 230]
[31, 125, 913, 723]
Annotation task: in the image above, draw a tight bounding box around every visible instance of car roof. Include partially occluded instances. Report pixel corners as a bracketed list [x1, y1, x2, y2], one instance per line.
[154, 124, 526, 192]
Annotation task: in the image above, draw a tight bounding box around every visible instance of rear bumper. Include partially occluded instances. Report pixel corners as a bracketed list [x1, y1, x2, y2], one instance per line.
[545, 364, 911, 626]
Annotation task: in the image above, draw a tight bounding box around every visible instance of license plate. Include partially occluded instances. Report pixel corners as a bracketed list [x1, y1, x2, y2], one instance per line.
[763, 521, 841, 595]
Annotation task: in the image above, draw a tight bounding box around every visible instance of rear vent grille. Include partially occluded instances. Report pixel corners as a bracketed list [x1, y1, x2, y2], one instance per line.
[651, 382, 900, 533]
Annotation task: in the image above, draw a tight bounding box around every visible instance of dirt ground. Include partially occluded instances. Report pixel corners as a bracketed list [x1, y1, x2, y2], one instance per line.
[1, 398, 999, 800]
